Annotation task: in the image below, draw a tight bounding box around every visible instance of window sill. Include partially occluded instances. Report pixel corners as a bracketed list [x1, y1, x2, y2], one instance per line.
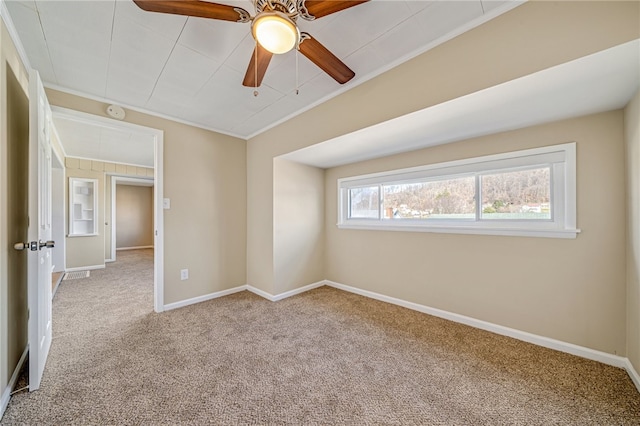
[337, 223, 580, 239]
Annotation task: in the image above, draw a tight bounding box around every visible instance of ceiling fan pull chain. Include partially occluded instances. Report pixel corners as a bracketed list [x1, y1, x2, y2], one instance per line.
[254, 41, 259, 97]
[295, 47, 299, 95]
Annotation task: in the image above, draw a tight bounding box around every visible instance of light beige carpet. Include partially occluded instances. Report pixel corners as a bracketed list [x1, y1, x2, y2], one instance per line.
[2, 249, 639, 425]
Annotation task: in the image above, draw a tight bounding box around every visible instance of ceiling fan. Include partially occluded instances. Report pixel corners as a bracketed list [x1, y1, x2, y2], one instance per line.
[133, 0, 370, 88]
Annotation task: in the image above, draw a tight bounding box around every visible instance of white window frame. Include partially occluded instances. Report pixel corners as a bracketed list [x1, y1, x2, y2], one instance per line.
[337, 143, 579, 239]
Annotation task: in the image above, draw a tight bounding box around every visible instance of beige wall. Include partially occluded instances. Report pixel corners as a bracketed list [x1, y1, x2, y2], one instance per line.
[625, 90, 640, 372]
[325, 112, 627, 355]
[273, 158, 325, 294]
[246, 1, 640, 296]
[115, 184, 153, 249]
[0, 15, 29, 406]
[47, 89, 247, 305]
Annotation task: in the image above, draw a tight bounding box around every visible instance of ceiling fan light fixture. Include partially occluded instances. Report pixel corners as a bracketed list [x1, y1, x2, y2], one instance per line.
[252, 12, 299, 54]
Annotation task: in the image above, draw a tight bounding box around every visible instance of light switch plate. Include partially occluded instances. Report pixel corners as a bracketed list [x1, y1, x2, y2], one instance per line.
[163, 198, 171, 209]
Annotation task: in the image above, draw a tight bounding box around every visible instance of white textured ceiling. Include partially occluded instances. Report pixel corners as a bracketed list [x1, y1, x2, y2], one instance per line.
[52, 110, 156, 167]
[4, 0, 521, 139]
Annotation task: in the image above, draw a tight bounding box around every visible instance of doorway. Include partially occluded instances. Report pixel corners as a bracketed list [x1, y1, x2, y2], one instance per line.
[51, 107, 165, 312]
[111, 177, 154, 260]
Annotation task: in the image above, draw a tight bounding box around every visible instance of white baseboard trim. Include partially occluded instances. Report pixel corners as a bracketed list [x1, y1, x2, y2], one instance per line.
[324, 280, 630, 371]
[623, 358, 640, 392]
[246, 280, 325, 302]
[163, 285, 247, 311]
[245, 285, 274, 301]
[64, 265, 105, 272]
[52, 272, 64, 298]
[105, 258, 115, 263]
[116, 246, 153, 251]
[0, 346, 28, 420]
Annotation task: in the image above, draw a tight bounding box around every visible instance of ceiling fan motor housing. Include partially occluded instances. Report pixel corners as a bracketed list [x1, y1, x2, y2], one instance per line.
[256, 0, 300, 18]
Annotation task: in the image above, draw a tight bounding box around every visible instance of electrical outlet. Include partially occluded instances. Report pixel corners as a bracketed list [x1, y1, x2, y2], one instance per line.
[180, 269, 189, 280]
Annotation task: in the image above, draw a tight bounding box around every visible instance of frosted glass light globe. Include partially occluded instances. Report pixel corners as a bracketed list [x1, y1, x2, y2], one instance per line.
[252, 12, 299, 54]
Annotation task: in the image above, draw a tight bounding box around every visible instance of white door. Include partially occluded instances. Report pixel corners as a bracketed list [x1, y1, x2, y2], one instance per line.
[27, 70, 53, 391]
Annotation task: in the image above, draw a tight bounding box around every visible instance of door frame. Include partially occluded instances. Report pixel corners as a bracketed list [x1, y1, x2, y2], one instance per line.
[51, 107, 165, 313]
[110, 176, 154, 260]
[50, 139, 65, 278]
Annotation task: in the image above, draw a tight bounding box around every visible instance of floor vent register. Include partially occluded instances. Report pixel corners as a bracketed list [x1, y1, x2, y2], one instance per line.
[63, 271, 90, 280]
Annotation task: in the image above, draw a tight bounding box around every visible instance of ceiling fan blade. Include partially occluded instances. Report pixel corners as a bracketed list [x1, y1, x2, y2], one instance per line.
[298, 33, 355, 84]
[242, 45, 274, 87]
[302, 0, 369, 19]
[133, 0, 250, 22]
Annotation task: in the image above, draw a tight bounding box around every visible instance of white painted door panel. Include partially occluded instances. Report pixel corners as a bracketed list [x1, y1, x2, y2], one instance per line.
[28, 70, 53, 391]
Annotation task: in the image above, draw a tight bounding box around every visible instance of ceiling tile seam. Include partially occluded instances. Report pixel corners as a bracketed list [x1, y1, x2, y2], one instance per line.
[176, 20, 255, 87]
[338, 6, 427, 64]
[132, 7, 187, 40]
[179, 42, 227, 96]
[216, 31, 256, 74]
[103, 0, 117, 98]
[144, 18, 189, 106]
[33, 1, 59, 85]
[230, 86, 291, 129]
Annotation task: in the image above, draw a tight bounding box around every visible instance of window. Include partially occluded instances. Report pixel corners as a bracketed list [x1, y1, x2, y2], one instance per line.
[337, 143, 578, 238]
[349, 186, 380, 219]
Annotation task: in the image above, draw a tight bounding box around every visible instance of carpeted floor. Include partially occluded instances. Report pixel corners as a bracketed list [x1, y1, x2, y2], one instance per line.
[2, 248, 639, 425]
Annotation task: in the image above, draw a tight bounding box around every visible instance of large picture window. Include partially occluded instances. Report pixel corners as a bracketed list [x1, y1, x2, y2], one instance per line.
[337, 143, 578, 238]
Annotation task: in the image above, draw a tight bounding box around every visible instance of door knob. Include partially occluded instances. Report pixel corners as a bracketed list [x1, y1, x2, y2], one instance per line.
[13, 242, 28, 251]
[13, 241, 54, 251]
[13, 241, 37, 251]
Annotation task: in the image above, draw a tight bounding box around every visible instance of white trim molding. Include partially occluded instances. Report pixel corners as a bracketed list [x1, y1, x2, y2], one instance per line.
[116, 246, 154, 251]
[246, 281, 325, 302]
[64, 265, 105, 272]
[0, 346, 28, 420]
[624, 358, 640, 392]
[0, 1, 32, 71]
[163, 281, 326, 311]
[163, 285, 247, 311]
[325, 280, 639, 391]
